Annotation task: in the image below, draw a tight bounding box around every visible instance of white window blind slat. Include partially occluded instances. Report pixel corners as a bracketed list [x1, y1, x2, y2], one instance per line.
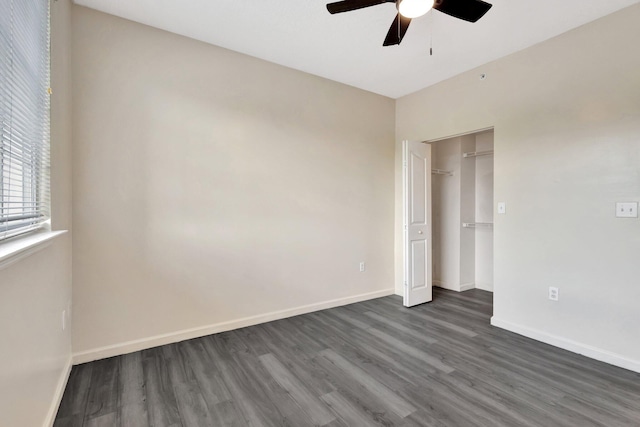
[0, 0, 50, 241]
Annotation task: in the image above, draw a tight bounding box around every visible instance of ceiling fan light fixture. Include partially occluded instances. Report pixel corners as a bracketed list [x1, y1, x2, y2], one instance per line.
[398, 0, 433, 19]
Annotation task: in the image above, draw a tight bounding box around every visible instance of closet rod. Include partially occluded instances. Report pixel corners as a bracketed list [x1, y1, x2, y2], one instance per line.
[462, 222, 493, 228]
[432, 169, 453, 176]
[463, 150, 494, 158]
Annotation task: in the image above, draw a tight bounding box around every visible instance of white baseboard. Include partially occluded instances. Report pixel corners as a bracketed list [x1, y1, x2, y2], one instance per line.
[474, 282, 493, 292]
[73, 288, 395, 364]
[44, 356, 72, 427]
[434, 281, 475, 292]
[433, 280, 458, 292]
[460, 282, 475, 292]
[491, 317, 640, 374]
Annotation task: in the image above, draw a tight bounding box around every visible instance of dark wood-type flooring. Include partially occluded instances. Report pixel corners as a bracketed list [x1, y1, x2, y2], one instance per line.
[55, 288, 640, 426]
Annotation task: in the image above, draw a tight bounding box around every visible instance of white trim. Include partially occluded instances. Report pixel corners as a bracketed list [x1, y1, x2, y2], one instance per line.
[0, 230, 67, 271]
[73, 288, 395, 364]
[460, 282, 475, 292]
[433, 280, 459, 291]
[433, 281, 475, 292]
[44, 356, 72, 427]
[424, 126, 494, 144]
[403, 140, 408, 306]
[474, 282, 493, 292]
[491, 317, 640, 374]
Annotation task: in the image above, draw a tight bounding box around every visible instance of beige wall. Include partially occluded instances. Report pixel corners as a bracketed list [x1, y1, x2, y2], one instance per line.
[71, 6, 395, 358]
[0, 0, 74, 426]
[396, 4, 640, 369]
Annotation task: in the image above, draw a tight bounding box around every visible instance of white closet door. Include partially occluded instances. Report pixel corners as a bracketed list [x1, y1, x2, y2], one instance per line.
[403, 141, 433, 307]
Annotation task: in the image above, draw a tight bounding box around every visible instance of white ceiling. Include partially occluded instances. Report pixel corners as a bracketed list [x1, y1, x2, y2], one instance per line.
[74, 0, 640, 98]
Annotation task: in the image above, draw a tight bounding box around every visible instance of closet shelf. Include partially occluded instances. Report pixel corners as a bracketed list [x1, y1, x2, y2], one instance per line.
[462, 222, 493, 229]
[432, 169, 453, 176]
[463, 150, 494, 158]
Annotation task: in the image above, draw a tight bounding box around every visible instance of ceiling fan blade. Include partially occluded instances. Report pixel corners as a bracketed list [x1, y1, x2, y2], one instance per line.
[327, 0, 394, 14]
[433, 0, 492, 23]
[383, 13, 412, 46]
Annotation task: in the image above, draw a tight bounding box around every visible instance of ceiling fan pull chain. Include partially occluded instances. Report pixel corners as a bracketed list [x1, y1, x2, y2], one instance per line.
[430, 10, 433, 55]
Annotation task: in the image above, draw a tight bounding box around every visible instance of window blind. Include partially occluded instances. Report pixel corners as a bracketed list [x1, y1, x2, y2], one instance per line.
[0, 0, 51, 241]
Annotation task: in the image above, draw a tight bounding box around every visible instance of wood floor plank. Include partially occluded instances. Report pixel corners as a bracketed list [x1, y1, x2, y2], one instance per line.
[261, 320, 326, 358]
[141, 347, 183, 427]
[320, 349, 417, 418]
[84, 357, 119, 421]
[429, 371, 543, 427]
[437, 301, 491, 319]
[325, 308, 372, 330]
[485, 344, 640, 417]
[232, 348, 317, 427]
[202, 334, 281, 427]
[55, 289, 640, 426]
[361, 297, 481, 340]
[397, 410, 448, 427]
[259, 353, 336, 425]
[313, 355, 404, 425]
[397, 309, 479, 338]
[312, 328, 418, 391]
[365, 328, 455, 374]
[118, 352, 145, 407]
[208, 400, 246, 427]
[301, 310, 422, 389]
[363, 311, 439, 344]
[165, 343, 198, 387]
[181, 339, 232, 407]
[484, 332, 640, 403]
[400, 382, 498, 427]
[247, 325, 336, 397]
[320, 390, 385, 426]
[119, 403, 148, 427]
[173, 381, 214, 427]
[558, 394, 636, 427]
[52, 414, 83, 427]
[56, 363, 93, 420]
[84, 412, 117, 427]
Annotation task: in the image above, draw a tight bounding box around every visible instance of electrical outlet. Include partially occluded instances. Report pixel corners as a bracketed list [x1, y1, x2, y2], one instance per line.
[359, 262, 366, 272]
[497, 202, 506, 214]
[548, 287, 559, 301]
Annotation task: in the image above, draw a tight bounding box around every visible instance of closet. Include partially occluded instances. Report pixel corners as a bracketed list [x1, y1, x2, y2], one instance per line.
[430, 130, 494, 292]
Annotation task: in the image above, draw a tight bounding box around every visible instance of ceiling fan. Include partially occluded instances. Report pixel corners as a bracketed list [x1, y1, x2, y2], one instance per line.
[326, 0, 492, 46]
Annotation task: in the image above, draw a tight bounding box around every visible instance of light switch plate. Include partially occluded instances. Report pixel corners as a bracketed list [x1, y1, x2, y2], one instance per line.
[497, 202, 506, 214]
[616, 202, 638, 218]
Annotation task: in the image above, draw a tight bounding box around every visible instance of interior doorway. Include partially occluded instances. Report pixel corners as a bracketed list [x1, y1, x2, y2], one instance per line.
[429, 129, 494, 294]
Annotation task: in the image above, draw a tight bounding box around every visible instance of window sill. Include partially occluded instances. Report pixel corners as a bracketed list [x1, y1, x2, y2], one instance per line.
[0, 230, 68, 271]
